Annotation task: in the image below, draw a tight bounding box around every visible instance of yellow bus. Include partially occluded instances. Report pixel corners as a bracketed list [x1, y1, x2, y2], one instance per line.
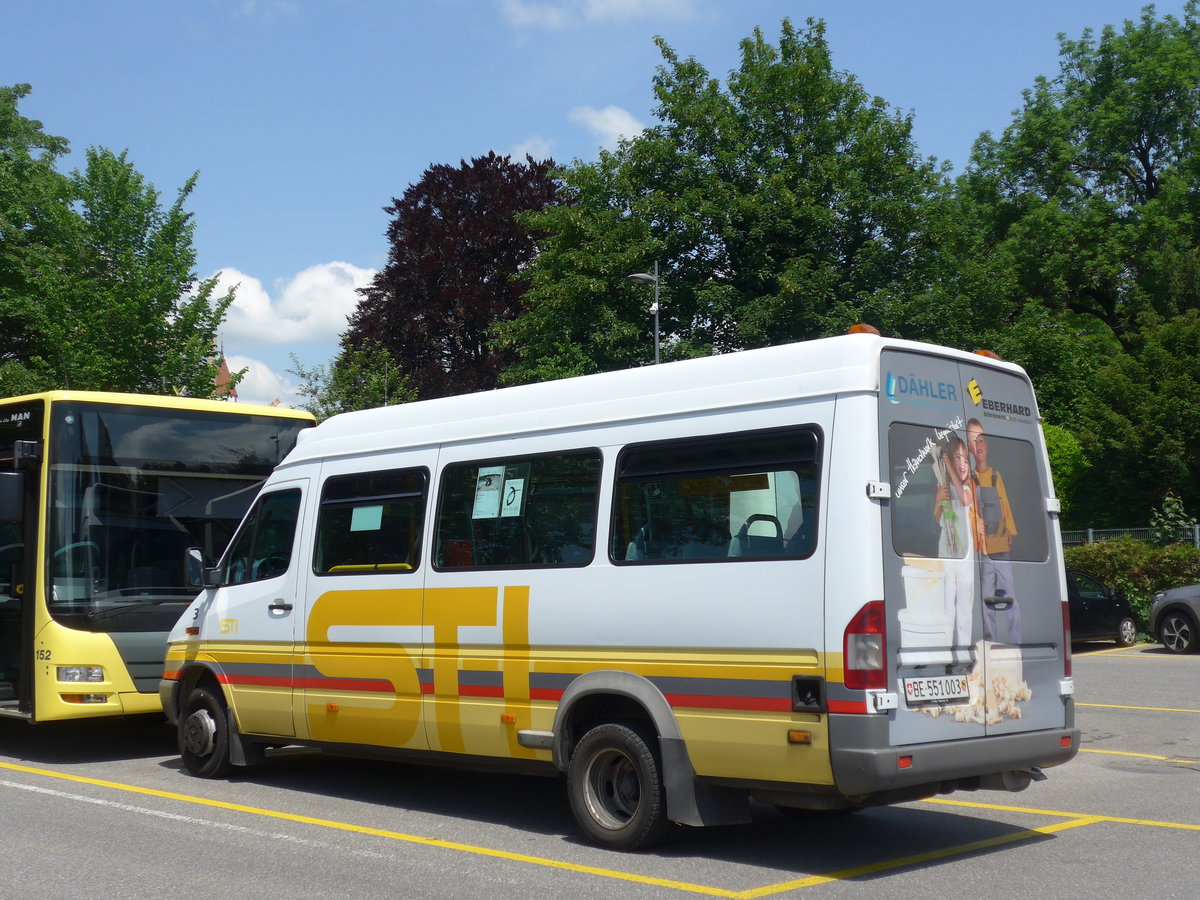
[0, 391, 312, 723]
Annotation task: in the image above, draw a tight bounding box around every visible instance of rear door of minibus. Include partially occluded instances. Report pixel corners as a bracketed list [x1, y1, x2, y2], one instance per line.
[878, 348, 1066, 746]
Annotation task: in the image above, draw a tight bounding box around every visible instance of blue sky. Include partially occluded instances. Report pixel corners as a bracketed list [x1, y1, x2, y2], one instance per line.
[6, 0, 1186, 405]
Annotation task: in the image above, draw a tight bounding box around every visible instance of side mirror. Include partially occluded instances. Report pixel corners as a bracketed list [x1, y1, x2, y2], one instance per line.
[186, 547, 222, 589]
[0, 472, 23, 523]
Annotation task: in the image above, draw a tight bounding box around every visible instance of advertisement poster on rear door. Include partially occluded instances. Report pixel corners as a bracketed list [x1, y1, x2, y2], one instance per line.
[879, 350, 1064, 746]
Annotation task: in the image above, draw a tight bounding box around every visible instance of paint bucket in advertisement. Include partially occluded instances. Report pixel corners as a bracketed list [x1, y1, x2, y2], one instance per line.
[899, 564, 954, 664]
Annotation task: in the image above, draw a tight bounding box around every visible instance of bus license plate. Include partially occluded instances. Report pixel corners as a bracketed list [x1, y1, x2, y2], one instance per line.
[903, 674, 969, 706]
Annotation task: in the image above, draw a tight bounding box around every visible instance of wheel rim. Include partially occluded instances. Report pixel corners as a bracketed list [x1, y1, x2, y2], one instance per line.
[1162, 616, 1192, 652]
[182, 707, 217, 757]
[1119, 619, 1137, 644]
[583, 747, 641, 830]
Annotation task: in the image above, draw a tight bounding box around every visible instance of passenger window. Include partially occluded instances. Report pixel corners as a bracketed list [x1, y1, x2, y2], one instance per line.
[314, 469, 426, 575]
[610, 428, 820, 564]
[435, 451, 601, 569]
[1072, 572, 1107, 600]
[224, 490, 301, 585]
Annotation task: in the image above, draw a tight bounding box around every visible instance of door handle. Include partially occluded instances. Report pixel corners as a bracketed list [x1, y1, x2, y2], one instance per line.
[268, 600, 294, 611]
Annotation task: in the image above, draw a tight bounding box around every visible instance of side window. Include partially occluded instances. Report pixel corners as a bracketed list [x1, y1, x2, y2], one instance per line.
[435, 451, 601, 569]
[610, 428, 821, 564]
[314, 469, 426, 575]
[224, 490, 301, 585]
[1072, 572, 1107, 600]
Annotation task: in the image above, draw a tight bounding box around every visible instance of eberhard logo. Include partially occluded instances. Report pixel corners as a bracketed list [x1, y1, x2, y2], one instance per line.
[969, 377, 1032, 419]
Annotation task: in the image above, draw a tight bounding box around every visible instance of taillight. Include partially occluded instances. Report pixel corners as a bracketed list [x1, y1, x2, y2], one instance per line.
[1061, 602, 1072, 678]
[844, 601, 887, 690]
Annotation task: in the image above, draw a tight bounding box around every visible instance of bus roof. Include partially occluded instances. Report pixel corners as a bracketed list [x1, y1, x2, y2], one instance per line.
[0, 390, 313, 421]
[285, 334, 1027, 466]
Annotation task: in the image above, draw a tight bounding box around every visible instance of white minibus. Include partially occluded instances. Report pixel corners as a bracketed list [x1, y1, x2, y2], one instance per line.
[161, 333, 1078, 849]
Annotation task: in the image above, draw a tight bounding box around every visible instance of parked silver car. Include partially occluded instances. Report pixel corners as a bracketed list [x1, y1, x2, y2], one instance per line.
[1149, 585, 1200, 654]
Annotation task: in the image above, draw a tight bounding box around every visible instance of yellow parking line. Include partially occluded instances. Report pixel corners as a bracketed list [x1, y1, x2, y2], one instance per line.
[4, 760, 1193, 897]
[0, 760, 736, 898]
[923, 797, 1200, 831]
[1078, 748, 1199, 764]
[1078, 702, 1200, 714]
[737, 817, 1099, 898]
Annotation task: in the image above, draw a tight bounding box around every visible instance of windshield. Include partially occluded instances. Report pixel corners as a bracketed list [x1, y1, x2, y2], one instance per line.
[46, 401, 309, 633]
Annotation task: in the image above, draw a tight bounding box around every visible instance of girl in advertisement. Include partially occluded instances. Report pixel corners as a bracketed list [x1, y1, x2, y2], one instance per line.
[934, 433, 982, 669]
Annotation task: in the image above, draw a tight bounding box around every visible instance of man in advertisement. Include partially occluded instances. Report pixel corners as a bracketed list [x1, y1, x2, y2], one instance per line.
[968, 418, 1023, 645]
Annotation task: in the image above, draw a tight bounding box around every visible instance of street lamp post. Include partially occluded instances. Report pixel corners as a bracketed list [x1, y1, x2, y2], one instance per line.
[627, 261, 660, 364]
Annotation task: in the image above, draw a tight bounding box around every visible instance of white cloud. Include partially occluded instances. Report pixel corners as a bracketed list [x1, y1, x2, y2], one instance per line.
[498, 0, 696, 29]
[498, 0, 573, 29]
[511, 134, 555, 162]
[235, 0, 298, 23]
[226, 353, 303, 409]
[582, 0, 695, 24]
[217, 261, 375, 345]
[568, 105, 645, 151]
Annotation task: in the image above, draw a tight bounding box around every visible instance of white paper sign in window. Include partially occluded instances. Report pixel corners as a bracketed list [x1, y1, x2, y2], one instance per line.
[500, 478, 526, 517]
[351, 504, 384, 532]
[472, 466, 505, 519]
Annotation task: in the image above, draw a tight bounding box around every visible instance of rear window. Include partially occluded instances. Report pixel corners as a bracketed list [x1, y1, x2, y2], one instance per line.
[888, 422, 1048, 563]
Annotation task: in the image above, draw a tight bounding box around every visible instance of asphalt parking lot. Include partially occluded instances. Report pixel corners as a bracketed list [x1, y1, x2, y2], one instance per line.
[0, 642, 1196, 899]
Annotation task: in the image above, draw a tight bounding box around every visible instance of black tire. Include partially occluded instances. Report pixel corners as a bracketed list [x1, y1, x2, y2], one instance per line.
[1115, 616, 1138, 647]
[178, 684, 233, 778]
[567, 722, 671, 851]
[1159, 610, 1199, 654]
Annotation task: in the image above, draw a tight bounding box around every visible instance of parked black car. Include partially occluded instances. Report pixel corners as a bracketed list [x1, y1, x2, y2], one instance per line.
[1066, 569, 1139, 646]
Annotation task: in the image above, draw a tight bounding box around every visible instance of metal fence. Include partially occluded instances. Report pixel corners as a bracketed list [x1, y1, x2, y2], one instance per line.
[1061, 526, 1200, 548]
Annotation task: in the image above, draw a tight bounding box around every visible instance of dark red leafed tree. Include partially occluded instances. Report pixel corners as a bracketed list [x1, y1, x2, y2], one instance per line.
[347, 153, 559, 399]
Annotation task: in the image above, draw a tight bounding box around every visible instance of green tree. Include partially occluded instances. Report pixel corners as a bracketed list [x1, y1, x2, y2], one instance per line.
[899, 5, 1200, 525]
[0, 83, 74, 386]
[288, 339, 414, 422]
[1149, 490, 1197, 545]
[935, 4, 1200, 345]
[1043, 422, 1088, 518]
[1067, 311, 1200, 525]
[497, 19, 945, 383]
[1, 85, 234, 397]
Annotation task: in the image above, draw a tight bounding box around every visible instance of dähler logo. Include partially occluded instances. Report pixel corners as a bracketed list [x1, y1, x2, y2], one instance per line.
[884, 372, 959, 408]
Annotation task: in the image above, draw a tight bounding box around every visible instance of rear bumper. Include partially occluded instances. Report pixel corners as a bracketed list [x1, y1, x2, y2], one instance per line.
[829, 714, 1079, 796]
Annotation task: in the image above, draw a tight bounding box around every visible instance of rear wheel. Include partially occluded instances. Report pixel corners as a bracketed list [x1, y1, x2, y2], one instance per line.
[1115, 616, 1138, 647]
[1159, 611, 1198, 654]
[567, 722, 671, 851]
[179, 684, 233, 778]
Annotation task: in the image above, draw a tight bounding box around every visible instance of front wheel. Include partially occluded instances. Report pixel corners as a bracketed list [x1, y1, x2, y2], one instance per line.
[1115, 616, 1138, 647]
[1159, 611, 1198, 654]
[179, 684, 233, 778]
[567, 722, 671, 851]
